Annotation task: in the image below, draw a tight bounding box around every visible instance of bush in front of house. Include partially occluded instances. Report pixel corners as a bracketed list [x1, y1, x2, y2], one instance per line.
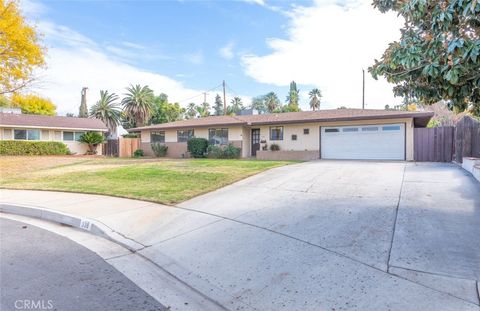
[207, 144, 241, 159]
[78, 132, 105, 155]
[133, 149, 144, 157]
[151, 143, 168, 157]
[187, 137, 208, 158]
[270, 143, 280, 151]
[0, 140, 70, 155]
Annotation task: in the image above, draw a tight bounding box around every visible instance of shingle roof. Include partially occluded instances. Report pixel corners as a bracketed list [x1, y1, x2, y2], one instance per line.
[0, 113, 108, 131]
[130, 109, 433, 131]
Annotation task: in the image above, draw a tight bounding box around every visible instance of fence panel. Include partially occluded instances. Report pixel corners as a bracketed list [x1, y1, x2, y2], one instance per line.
[414, 127, 454, 162]
[103, 139, 118, 157]
[454, 116, 480, 163]
[118, 137, 140, 157]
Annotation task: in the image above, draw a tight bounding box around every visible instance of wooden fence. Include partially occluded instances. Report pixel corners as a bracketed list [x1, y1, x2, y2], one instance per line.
[414, 127, 454, 162]
[414, 116, 479, 163]
[454, 116, 480, 162]
[102, 137, 140, 157]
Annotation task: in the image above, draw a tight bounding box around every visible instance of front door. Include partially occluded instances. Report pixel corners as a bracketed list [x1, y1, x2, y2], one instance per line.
[251, 129, 260, 156]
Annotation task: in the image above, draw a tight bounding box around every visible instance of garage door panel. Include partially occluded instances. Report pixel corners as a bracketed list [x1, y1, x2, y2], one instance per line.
[321, 124, 405, 160]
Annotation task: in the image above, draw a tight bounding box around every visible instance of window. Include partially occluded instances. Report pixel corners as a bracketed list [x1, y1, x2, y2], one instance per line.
[362, 127, 378, 132]
[291, 134, 297, 141]
[303, 128, 310, 135]
[74, 132, 85, 141]
[342, 128, 358, 132]
[177, 129, 194, 142]
[382, 125, 401, 131]
[208, 128, 228, 145]
[63, 131, 74, 141]
[63, 131, 85, 141]
[324, 128, 339, 133]
[151, 131, 165, 143]
[14, 129, 40, 140]
[269, 126, 283, 140]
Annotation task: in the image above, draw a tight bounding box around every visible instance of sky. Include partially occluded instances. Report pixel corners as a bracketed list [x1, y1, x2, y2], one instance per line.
[21, 0, 405, 115]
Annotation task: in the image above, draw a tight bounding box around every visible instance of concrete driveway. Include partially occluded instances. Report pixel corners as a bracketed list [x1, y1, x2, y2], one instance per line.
[143, 161, 480, 310]
[1, 161, 479, 310]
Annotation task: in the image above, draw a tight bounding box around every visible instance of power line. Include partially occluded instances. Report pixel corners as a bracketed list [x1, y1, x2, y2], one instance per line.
[176, 83, 223, 103]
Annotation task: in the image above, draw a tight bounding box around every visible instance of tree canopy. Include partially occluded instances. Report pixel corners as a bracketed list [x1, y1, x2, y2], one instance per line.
[370, 0, 480, 116]
[11, 93, 56, 115]
[150, 93, 185, 124]
[90, 90, 122, 133]
[0, 0, 45, 94]
[122, 84, 154, 127]
[285, 81, 300, 112]
[213, 94, 224, 116]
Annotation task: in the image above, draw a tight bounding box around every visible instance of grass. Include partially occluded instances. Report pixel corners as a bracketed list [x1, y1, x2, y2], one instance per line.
[0, 156, 294, 204]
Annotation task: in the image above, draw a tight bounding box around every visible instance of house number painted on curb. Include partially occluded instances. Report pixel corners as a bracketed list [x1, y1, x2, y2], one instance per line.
[79, 219, 92, 231]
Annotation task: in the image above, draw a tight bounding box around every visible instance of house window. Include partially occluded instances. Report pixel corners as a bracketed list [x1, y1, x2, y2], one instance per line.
[151, 131, 165, 143]
[303, 128, 309, 135]
[63, 131, 85, 141]
[324, 128, 339, 133]
[208, 128, 228, 145]
[269, 126, 283, 140]
[291, 134, 297, 141]
[177, 129, 194, 142]
[14, 129, 40, 140]
[382, 125, 401, 131]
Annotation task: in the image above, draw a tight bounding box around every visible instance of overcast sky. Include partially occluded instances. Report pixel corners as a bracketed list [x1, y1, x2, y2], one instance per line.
[21, 0, 404, 115]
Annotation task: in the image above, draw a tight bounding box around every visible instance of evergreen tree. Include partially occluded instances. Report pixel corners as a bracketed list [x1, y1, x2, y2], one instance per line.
[213, 94, 224, 116]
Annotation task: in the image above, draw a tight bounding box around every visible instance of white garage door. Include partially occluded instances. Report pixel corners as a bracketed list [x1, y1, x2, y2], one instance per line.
[321, 123, 405, 160]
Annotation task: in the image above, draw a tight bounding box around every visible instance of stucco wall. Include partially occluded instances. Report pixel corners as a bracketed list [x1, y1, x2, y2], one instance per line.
[256, 150, 319, 161]
[0, 127, 104, 155]
[251, 118, 414, 160]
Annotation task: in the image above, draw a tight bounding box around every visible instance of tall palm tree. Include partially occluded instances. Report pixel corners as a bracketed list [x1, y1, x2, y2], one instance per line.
[196, 102, 211, 117]
[121, 84, 154, 127]
[229, 96, 244, 114]
[308, 88, 322, 111]
[186, 102, 197, 119]
[264, 92, 280, 113]
[90, 90, 122, 134]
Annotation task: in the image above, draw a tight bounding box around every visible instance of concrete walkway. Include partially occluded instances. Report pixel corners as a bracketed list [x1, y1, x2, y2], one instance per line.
[1, 161, 479, 310]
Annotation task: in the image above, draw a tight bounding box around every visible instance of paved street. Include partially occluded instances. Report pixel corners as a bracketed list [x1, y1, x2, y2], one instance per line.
[0, 218, 165, 311]
[1, 161, 479, 310]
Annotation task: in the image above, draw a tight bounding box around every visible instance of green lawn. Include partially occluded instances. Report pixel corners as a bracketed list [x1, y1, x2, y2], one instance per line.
[0, 156, 293, 204]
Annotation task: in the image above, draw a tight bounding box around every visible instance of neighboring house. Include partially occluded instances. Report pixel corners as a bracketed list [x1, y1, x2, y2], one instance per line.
[129, 109, 433, 161]
[0, 112, 108, 154]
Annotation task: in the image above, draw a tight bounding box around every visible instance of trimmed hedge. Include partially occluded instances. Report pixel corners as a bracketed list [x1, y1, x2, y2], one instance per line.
[0, 140, 70, 155]
[187, 137, 209, 158]
[207, 144, 241, 159]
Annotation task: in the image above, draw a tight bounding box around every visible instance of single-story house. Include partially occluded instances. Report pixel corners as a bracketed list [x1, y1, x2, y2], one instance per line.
[129, 109, 434, 161]
[0, 112, 108, 154]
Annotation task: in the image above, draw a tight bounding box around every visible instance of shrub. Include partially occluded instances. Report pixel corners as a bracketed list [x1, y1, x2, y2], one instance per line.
[78, 132, 105, 155]
[223, 144, 241, 158]
[133, 149, 144, 157]
[207, 144, 241, 159]
[270, 143, 280, 151]
[0, 141, 69, 155]
[122, 133, 138, 138]
[187, 137, 208, 158]
[151, 143, 168, 157]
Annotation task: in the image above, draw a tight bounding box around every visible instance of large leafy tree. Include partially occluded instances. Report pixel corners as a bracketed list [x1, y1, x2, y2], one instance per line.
[286, 81, 300, 112]
[121, 84, 154, 127]
[309, 88, 322, 111]
[264, 92, 280, 113]
[150, 93, 184, 124]
[0, 0, 45, 94]
[370, 0, 480, 116]
[90, 90, 122, 134]
[11, 93, 56, 115]
[213, 94, 224, 116]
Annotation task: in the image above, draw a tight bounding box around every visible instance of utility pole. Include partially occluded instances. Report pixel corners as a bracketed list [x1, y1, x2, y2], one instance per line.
[222, 80, 227, 115]
[362, 69, 365, 109]
[203, 92, 207, 104]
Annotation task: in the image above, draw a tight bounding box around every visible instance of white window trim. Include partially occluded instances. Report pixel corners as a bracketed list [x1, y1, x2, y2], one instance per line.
[13, 128, 41, 141]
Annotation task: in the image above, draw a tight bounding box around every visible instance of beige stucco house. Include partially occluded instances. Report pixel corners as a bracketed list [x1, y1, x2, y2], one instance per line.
[129, 109, 433, 161]
[0, 112, 108, 155]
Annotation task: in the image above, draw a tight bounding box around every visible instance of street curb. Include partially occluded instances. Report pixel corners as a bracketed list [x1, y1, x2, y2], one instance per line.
[0, 203, 144, 252]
